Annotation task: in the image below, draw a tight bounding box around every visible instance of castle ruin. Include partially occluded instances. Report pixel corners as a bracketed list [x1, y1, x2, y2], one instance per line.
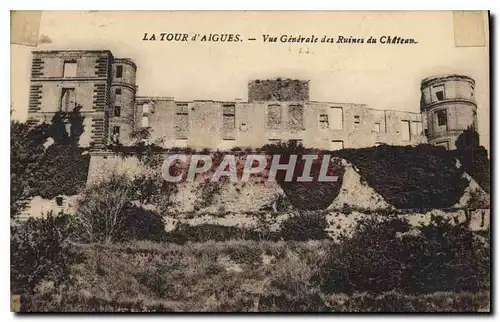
[27, 50, 479, 151]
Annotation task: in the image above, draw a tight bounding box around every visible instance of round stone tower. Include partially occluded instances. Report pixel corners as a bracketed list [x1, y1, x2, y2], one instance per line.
[420, 74, 478, 150]
[109, 58, 137, 145]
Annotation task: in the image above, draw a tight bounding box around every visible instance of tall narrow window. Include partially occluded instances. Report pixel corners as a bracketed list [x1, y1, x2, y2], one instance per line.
[222, 104, 236, 140]
[142, 116, 149, 127]
[373, 122, 381, 132]
[436, 110, 447, 127]
[116, 65, 123, 78]
[175, 103, 189, 139]
[401, 120, 411, 141]
[288, 105, 304, 130]
[354, 115, 360, 129]
[111, 126, 120, 144]
[114, 106, 121, 117]
[267, 104, 282, 129]
[411, 121, 422, 135]
[319, 114, 329, 129]
[60, 88, 76, 112]
[63, 61, 77, 78]
[329, 107, 343, 130]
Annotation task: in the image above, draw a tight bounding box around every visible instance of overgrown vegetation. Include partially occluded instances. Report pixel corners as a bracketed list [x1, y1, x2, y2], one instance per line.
[10, 109, 90, 217]
[75, 174, 171, 243]
[319, 215, 490, 295]
[17, 213, 490, 312]
[11, 122, 491, 312]
[262, 141, 345, 210]
[11, 212, 79, 295]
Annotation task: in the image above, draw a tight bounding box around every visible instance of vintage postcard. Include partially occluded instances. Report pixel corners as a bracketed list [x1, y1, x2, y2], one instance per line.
[10, 11, 491, 312]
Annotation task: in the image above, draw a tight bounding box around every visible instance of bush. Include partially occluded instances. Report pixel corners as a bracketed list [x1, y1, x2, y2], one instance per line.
[279, 213, 330, 241]
[122, 205, 166, 242]
[165, 223, 280, 244]
[11, 212, 78, 295]
[319, 215, 490, 295]
[130, 173, 178, 213]
[28, 145, 90, 199]
[76, 174, 135, 243]
[76, 174, 167, 243]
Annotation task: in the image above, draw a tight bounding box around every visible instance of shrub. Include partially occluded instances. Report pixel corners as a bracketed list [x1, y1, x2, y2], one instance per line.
[76, 174, 135, 243]
[279, 213, 330, 241]
[11, 212, 78, 295]
[121, 205, 166, 242]
[401, 216, 490, 294]
[28, 145, 90, 199]
[76, 174, 168, 243]
[165, 223, 280, 244]
[130, 173, 178, 210]
[319, 215, 490, 295]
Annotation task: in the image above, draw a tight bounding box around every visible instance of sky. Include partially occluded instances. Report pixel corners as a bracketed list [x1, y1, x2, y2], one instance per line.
[11, 11, 490, 151]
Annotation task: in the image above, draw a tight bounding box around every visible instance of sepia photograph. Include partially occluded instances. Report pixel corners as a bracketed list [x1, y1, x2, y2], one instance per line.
[10, 10, 491, 313]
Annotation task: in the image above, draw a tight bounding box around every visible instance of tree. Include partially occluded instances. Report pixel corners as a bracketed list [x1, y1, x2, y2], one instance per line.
[454, 127, 490, 193]
[10, 121, 50, 217]
[10, 108, 88, 217]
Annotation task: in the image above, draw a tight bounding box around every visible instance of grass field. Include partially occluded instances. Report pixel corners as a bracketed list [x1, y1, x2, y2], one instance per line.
[22, 240, 490, 312]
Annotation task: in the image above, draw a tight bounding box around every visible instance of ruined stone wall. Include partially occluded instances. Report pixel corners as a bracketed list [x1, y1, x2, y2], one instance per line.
[28, 50, 114, 147]
[135, 98, 426, 150]
[248, 78, 310, 102]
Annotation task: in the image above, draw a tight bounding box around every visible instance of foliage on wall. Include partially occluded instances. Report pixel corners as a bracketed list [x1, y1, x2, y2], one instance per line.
[10, 109, 90, 217]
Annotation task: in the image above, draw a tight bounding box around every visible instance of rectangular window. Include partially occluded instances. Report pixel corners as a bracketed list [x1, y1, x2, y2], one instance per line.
[354, 115, 360, 129]
[114, 106, 121, 117]
[329, 107, 343, 130]
[116, 65, 123, 78]
[289, 105, 304, 130]
[115, 88, 122, 95]
[113, 126, 120, 135]
[63, 61, 77, 78]
[175, 104, 189, 139]
[401, 120, 411, 141]
[60, 88, 76, 112]
[142, 116, 149, 127]
[267, 104, 282, 129]
[431, 84, 445, 102]
[331, 140, 344, 151]
[373, 122, 381, 132]
[435, 140, 449, 150]
[411, 121, 422, 135]
[436, 110, 447, 127]
[142, 103, 149, 114]
[319, 114, 329, 129]
[222, 104, 236, 140]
